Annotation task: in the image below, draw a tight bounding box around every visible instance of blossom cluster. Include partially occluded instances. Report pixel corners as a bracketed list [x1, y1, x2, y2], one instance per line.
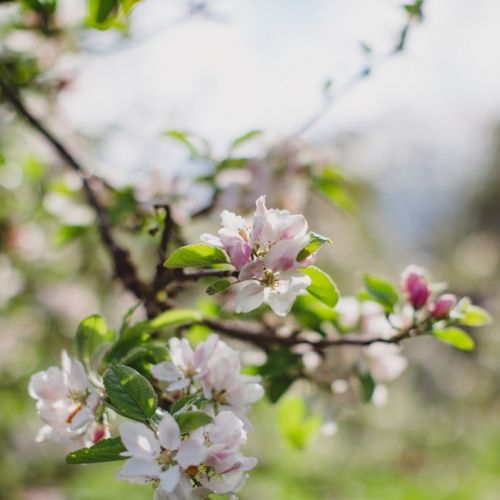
[29, 334, 262, 500]
[152, 334, 264, 420]
[202, 196, 317, 316]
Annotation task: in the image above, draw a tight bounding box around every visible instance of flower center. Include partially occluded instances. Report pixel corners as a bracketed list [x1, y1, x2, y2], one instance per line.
[158, 449, 175, 467]
[263, 269, 278, 289]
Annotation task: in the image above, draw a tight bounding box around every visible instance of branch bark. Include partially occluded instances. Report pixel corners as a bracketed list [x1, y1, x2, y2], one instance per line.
[199, 317, 415, 351]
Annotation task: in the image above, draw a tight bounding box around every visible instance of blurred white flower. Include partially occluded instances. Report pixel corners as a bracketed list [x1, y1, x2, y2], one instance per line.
[0, 255, 25, 306]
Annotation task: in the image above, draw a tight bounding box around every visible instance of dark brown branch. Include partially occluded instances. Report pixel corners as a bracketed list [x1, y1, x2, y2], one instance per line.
[200, 317, 414, 351]
[0, 70, 147, 301]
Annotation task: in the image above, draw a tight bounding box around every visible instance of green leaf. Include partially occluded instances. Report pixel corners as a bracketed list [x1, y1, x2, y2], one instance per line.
[164, 130, 199, 157]
[433, 327, 475, 351]
[458, 305, 492, 327]
[297, 232, 331, 261]
[312, 166, 356, 213]
[76, 315, 114, 370]
[206, 279, 232, 295]
[55, 225, 88, 247]
[66, 437, 126, 465]
[103, 365, 157, 422]
[88, 0, 118, 24]
[215, 158, 248, 171]
[229, 129, 263, 150]
[259, 348, 301, 403]
[171, 394, 206, 415]
[277, 396, 321, 449]
[292, 294, 338, 333]
[165, 244, 229, 269]
[148, 309, 202, 332]
[358, 371, 376, 403]
[267, 376, 294, 403]
[363, 273, 399, 312]
[106, 309, 201, 363]
[175, 411, 213, 434]
[301, 266, 339, 308]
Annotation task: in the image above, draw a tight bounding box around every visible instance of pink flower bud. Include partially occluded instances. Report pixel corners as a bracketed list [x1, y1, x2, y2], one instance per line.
[401, 266, 431, 309]
[430, 293, 457, 319]
[92, 426, 106, 444]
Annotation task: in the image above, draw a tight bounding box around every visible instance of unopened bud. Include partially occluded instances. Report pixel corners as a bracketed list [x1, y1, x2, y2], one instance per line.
[92, 426, 106, 444]
[401, 265, 431, 309]
[430, 293, 457, 319]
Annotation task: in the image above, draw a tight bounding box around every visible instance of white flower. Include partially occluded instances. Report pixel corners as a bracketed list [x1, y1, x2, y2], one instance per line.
[198, 336, 264, 414]
[189, 411, 257, 495]
[118, 413, 206, 497]
[118, 411, 256, 499]
[28, 351, 100, 445]
[151, 337, 210, 392]
[202, 196, 316, 316]
[152, 335, 264, 417]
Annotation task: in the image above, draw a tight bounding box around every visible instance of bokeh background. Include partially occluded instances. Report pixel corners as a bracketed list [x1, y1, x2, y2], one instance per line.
[1, 0, 500, 499]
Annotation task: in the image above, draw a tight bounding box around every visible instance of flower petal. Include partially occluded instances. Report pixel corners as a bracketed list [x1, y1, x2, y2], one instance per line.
[159, 465, 180, 493]
[158, 412, 181, 451]
[117, 457, 161, 483]
[119, 421, 160, 460]
[176, 438, 207, 468]
[235, 281, 265, 313]
[200, 233, 223, 248]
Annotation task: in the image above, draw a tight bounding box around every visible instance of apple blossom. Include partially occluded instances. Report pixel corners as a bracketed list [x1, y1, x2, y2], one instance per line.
[28, 351, 100, 445]
[189, 411, 257, 494]
[152, 335, 264, 416]
[118, 413, 207, 497]
[201, 196, 318, 316]
[118, 411, 256, 499]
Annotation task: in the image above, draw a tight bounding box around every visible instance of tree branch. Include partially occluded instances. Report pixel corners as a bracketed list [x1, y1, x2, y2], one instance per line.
[0, 70, 147, 301]
[199, 317, 415, 351]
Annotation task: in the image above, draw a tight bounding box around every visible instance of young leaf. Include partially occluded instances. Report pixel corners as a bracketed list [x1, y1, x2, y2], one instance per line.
[148, 309, 202, 332]
[301, 266, 339, 308]
[433, 327, 475, 351]
[276, 396, 321, 449]
[76, 315, 114, 370]
[229, 129, 263, 151]
[206, 279, 232, 296]
[363, 273, 399, 312]
[175, 411, 213, 434]
[103, 365, 158, 422]
[88, 0, 119, 24]
[164, 130, 199, 157]
[297, 232, 332, 261]
[312, 167, 356, 213]
[66, 437, 126, 465]
[165, 244, 229, 269]
[458, 305, 492, 327]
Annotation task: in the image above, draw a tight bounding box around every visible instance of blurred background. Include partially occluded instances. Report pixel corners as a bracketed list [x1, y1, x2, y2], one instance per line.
[1, 0, 500, 499]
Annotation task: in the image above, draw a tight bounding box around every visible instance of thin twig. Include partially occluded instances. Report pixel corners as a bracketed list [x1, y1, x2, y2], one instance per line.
[294, 4, 424, 136]
[0, 70, 147, 301]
